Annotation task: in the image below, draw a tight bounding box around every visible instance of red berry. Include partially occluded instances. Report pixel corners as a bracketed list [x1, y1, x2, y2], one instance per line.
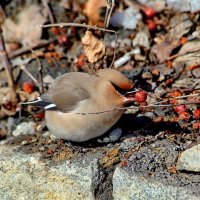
[194, 109, 200, 119]
[174, 105, 186, 115]
[179, 111, 190, 122]
[143, 7, 156, 18]
[135, 90, 147, 103]
[51, 27, 60, 35]
[170, 91, 182, 98]
[147, 20, 156, 32]
[76, 54, 87, 69]
[193, 122, 200, 130]
[58, 35, 68, 45]
[34, 111, 45, 119]
[23, 81, 34, 93]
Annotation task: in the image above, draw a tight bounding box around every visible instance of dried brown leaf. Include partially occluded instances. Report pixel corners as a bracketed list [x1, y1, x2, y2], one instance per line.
[168, 13, 192, 40]
[151, 40, 179, 63]
[173, 40, 200, 67]
[99, 148, 120, 168]
[2, 4, 48, 49]
[83, 0, 106, 26]
[82, 31, 105, 63]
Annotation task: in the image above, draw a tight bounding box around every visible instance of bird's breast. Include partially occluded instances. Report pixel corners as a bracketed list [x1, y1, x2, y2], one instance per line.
[45, 107, 124, 142]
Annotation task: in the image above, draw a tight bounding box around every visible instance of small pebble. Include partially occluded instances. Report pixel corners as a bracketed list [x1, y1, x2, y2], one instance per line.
[39, 146, 45, 151]
[21, 140, 28, 145]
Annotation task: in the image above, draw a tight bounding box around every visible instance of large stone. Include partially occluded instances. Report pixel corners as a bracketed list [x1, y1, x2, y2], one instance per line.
[0, 145, 100, 200]
[177, 144, 200, 172]
[113, 167, 199, 200]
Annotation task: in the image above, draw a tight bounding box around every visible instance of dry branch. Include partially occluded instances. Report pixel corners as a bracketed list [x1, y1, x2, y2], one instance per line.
[0, 25, 15, 92]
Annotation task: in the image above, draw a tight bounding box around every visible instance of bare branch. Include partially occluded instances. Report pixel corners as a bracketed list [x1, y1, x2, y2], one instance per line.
[104, 0, 115, 28]
[42, 0, 55, 24]
[20, 65, 39, 84]
[0, 23, 15, 92]
[24, 42, 44, 93]
[8, 39, 55, 59]
[75, 100, 200, 115]
[39, 23, 117, 34]
[39, 22, 118, 68]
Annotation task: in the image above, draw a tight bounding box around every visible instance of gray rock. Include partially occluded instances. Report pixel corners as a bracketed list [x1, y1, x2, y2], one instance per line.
[113, 167, 199, 200]
[12, 121, 36, 137]
[177, 144, 200, 172]
[0, 145, 100, 200]
[110, 8, 142, 30]
[7, 117, 16, 135]
[132, 32, 150, 49]
[98, 128, 122, 143]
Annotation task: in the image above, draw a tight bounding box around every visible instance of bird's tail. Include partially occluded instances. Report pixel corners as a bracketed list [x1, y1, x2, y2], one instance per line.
[21, 97, 56, 110]
[22, 97, 48, 108]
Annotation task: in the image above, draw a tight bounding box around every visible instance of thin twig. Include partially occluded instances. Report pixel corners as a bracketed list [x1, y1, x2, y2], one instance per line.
[170, 93, 200, 100]
[24, 42, 44, 93]
[39, 23, 117, 34]
[188, 93, 200, 103]
[20, 64, 39, 85]
[104, 1, 110, 28]
[155, 93, 200, 105]
[0, 23, 15, 92]
[8, 39, 55, 59]
[104, 0, 115, 28]
[109, 32, 118, 68]
[75, 101, 200, 115]
[39, 22, 118, 68]
[42, 0, 55, 24]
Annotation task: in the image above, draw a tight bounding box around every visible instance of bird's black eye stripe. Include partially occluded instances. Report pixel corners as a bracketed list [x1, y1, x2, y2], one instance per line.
[111, 82, 126, 95]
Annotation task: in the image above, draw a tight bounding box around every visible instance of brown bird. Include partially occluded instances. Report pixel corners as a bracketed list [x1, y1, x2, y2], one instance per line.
[24, 68, 133, 142]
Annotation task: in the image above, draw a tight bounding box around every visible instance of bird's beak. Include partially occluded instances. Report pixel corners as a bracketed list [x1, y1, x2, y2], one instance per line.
[123, 88, 139, 103]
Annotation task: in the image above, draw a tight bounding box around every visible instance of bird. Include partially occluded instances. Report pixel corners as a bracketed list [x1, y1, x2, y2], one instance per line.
[23, 68, 133, 142]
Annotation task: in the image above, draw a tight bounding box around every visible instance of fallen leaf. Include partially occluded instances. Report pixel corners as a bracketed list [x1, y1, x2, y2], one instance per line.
[2, 4, 48, 50]
[151, 40, 180, 62]
[167, 166, 177, 174]
[177, 40, 200, 56]
[168, 13, 192, 40]
[82, 31, 105, 63]
[99, 148, 120, 168]
[173, 41, 200, 67]
[83, 0, 106, 26]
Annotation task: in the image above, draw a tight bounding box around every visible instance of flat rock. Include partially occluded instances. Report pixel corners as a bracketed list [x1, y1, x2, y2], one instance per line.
[0, 145, 100, 200]
[113, 167, 199, 200]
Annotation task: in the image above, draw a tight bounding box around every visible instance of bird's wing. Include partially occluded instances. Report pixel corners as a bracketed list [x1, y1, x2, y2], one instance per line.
[41, 72, 93, 112]
[22, 73, 93, 112]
